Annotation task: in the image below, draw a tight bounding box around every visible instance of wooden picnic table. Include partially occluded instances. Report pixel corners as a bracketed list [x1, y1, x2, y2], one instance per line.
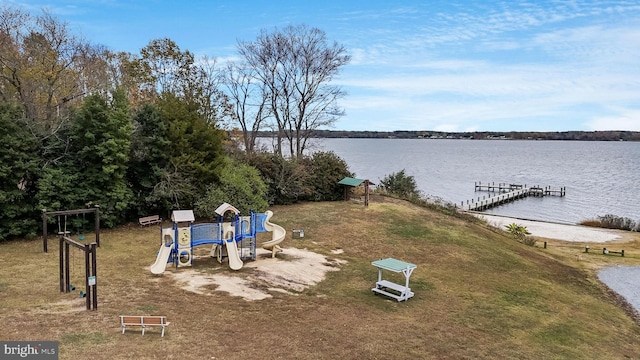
[371, 258, 416, 302]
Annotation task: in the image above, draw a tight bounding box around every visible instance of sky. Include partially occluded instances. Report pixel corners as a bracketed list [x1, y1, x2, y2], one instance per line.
[8, 0, 640, 132]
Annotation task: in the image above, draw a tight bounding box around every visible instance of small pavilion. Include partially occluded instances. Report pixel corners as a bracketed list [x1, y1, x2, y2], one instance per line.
[338, 177, 375, 206]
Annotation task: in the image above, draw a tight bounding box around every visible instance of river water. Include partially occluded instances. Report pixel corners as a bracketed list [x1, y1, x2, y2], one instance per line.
[305, 138, 640, 315]
[310, 138, 640, 225]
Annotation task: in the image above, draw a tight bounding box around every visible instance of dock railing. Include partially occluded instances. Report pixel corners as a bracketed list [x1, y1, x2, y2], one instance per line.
[463, 182, 565, 211]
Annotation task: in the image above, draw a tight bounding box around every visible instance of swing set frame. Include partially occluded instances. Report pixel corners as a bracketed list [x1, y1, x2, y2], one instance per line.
[41, 207, 100, 310]
[41, 206, 100, 253]
[60, 235, 98, 310]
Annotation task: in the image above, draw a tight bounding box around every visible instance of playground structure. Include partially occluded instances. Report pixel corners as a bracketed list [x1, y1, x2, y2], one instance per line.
[42, 207, 100, 310]
[151, 203, 286, 274]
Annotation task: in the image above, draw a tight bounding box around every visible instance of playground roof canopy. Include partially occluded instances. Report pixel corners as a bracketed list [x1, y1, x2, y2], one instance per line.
[338, 177, 374, 187]
[215, 202, 239, 216]
[171, 210, 195, 223]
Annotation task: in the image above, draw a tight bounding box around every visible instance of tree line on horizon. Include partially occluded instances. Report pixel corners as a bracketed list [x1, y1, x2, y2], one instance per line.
[266, 130, 640, 141]
[0, 6, 353, 241]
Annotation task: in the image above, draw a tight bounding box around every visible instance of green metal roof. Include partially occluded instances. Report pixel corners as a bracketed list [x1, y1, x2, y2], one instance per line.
[338, 177, 365, 187]
[372, 258, 417, 271]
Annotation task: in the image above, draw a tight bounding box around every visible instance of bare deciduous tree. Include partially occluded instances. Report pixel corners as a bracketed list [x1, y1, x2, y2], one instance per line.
[223, 61, 270, 153]
[237, 24, 350, 158]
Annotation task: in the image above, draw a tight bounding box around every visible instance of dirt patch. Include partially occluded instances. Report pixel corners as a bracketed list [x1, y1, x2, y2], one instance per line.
[167, 247, 346, 300]
[34, 298, 88, 314]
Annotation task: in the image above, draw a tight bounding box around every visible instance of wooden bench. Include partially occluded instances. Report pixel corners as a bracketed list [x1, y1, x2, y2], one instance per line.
[120, 315, 169, 337]
[138, 215, 162, 226]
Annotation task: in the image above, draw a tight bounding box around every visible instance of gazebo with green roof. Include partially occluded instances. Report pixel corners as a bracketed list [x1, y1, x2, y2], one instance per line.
[338, 177, 374, 206]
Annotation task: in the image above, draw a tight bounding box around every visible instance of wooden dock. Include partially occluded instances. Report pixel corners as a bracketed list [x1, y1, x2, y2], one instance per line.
[474, 182, 524, 192]
[463, 182, 565, 211]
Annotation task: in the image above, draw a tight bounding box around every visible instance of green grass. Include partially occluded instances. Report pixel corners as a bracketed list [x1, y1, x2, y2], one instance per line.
[2, 199, 640, 359]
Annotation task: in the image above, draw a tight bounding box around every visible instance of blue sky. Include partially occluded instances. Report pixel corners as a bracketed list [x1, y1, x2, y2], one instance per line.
[9, 0, 640, 132]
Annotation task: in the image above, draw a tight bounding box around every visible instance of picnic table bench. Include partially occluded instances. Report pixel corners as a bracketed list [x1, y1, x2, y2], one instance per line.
[139, 215, 162, 226]
[120, 315, 169, 337]
[371, 258, 416, 302]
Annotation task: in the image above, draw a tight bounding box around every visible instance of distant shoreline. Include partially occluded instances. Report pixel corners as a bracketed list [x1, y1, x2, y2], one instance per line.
[254, 130, 640, 141]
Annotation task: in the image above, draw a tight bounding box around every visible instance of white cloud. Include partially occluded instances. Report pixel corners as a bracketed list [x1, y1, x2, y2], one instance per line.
[585, 109, 640, 131]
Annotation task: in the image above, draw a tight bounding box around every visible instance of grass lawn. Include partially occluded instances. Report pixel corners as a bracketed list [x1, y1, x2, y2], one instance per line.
[2, 199, 640, 359]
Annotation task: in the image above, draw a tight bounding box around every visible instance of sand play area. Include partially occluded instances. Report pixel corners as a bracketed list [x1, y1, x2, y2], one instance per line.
[163, 247, 346, 301]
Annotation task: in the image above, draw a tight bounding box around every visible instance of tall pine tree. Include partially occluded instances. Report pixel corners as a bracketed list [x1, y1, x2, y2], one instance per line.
[127, 103, 171, 217]
[37, 90, 133, 227]
[71, 90, 133, 227]
[150, 93, 225, 210]
[0, 103, 39, 240]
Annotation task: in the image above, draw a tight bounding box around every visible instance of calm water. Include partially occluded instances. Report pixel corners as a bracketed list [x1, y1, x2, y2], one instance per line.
[310, 138, 640, 224]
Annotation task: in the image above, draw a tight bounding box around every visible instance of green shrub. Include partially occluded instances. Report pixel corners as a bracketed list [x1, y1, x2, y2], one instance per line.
[505, 223, 535, 246]
[377, 169, 421, 199]
[234, 150, 353, 204]
[241, 152, 313, 205]
[195, 161, 269, 218]
[307, 151, 353, 201]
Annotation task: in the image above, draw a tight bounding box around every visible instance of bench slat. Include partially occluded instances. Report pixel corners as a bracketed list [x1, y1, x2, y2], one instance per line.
[376, 280, 408, 293]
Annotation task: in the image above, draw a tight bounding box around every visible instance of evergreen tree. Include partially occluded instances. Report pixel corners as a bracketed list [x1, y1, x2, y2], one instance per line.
[0, 103, 39, 240]
[127, 104, 171, 216]
[154, 93, 225, 209]
[66, 90, 133, 227]
[36, 122, 83, 213]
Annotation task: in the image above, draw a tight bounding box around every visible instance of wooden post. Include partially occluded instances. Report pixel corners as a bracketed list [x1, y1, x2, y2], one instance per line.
[42, 210, 48, 253]
[94, 206, 100, 247]
[364, 180, 370, 207]
[64, 242, 70, 293]
[59, 237, 64, 292]
[91, 243, 97, 310]
[84, 243, 91, 310]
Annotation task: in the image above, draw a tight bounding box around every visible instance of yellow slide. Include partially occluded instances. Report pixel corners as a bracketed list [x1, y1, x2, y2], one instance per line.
[150, 243, 174, 274]
[261, 210, 286, 258]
